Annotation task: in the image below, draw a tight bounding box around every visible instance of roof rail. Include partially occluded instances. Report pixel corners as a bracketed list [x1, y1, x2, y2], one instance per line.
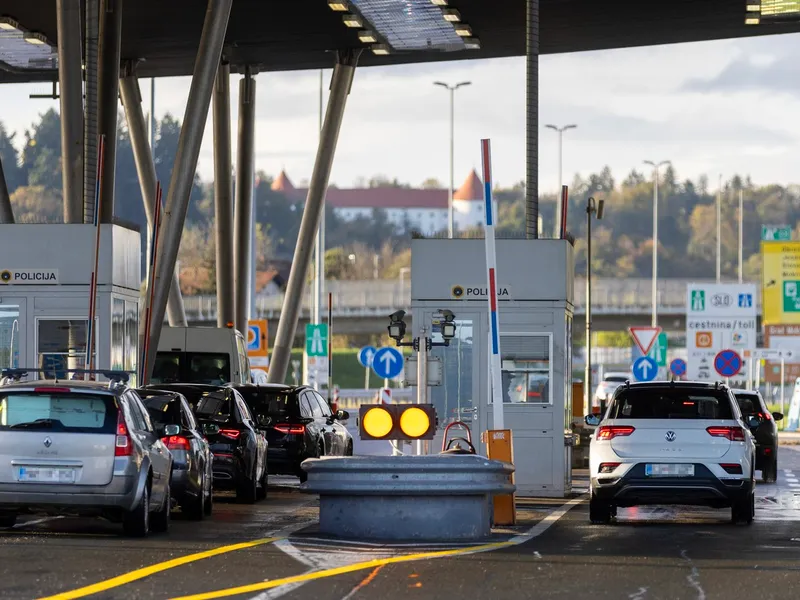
[0, 368, 131, 384]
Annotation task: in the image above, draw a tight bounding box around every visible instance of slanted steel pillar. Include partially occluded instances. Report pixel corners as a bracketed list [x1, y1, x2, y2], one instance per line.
[83, 0, 100, 223]
[268, 49, 361, 383]
[213, 62, 235, 328]
[525, 0, 539, 238]
[144, 0, 233, 380]
[234, 67, 256, 336]
[57, 0, 84, 223]
[119, 73, 187, 327]
[0, 156, 13, 223]
[96, 0, 123, 222]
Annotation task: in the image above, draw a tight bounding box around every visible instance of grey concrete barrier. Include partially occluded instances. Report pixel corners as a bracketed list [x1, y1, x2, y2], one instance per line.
[301, 454, 515, 542]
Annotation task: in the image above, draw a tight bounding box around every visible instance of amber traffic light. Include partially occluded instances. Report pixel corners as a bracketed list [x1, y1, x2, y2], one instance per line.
[359, 404, 437, 441]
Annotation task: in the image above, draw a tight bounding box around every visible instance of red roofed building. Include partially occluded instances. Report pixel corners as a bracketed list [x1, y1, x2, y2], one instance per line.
[271, 169, 486, 234]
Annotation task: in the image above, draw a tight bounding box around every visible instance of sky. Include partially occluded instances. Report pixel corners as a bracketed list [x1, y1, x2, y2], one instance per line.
[2, 31, 800, 194]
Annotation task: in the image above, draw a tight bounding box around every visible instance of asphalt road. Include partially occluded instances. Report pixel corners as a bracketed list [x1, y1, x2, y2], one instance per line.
[3, 450, 800, 600]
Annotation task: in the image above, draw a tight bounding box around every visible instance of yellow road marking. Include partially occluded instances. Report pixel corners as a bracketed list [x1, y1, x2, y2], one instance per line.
[169, 541, 515, 600]
[37, 537, 280, 600]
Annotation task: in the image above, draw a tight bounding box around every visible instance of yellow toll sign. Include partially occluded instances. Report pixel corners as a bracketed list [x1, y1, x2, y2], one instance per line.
[762, 241, 800, 324]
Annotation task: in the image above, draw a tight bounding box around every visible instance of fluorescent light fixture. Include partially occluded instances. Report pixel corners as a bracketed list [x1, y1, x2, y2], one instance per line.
[454, 23, 472, 36]
[430, 0, 448, 5]
[442, 8, 461, 22]
[0, 16, 20, 31]
[342, 13, 363, 27]
[358, 30, 378, 43]
[328, 0, 349, 11]
[463, 36, 480, 49]
[745, 1, 760, 10]
[745, 15, 761, 24]
[371, 43, 390, 55]
[23, 31, 48, 45]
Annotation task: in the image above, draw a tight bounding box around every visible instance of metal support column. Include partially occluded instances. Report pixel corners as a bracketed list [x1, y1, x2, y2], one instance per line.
[83, 0, 100, 223]
[525, 0, 540, 239]
[0, 156, 13, 223]
[234, 68, 256, 335]
[268, 49, 361, 383]
[213, 62, 235, 328]
[144, 0, 233, 380]
[119, 73, 187, 327]
[96, 0, 123, 222]
[57, 0, 84, 223]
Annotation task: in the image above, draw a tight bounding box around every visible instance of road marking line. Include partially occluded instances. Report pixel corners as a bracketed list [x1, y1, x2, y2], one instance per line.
[680, 549, 706, 600]
[172, 496, 585, 600]
[36, 537, 280, 600]
[13, 516, 64, 529]
[339, 565, 385, 600]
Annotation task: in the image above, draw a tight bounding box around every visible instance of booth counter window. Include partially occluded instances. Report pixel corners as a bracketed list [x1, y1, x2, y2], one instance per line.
[494, 333, 552, 405]
[0, 306, 20, 369]
[37, 319, 95, 377]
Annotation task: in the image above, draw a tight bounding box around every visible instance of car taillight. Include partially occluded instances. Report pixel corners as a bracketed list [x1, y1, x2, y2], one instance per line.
[720, 463, 743, 475]
[219, 429, 241, 440]
[162, 435, 191, 451]
[596, 426, 635, 440]
[115, 412, 132, 457]
[273, 424, 306, 435]
[706, 426, 746, 442]
[758, 412, 772, 421]
[599, 462, 620, 473]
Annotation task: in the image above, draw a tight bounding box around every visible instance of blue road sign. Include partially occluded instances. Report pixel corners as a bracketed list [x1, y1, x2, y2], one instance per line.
[246, 325, 260, 352]
[371, 347, 404, 380]
[738, 293, 753, 308]
[358, 345, 377, 368]
[632, 356, 658, 382]
[670, 358, 687, 377]
[714, 349, 742, 377]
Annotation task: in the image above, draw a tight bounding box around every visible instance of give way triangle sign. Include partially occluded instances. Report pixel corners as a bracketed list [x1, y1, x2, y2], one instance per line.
[629, 326, 662, 355]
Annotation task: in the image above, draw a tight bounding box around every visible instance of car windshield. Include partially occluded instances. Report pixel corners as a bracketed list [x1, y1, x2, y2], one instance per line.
[0, 392, 117, 433]
[193, 391, 232, 423]
[608, 388, 735, 420]
[141, 396, 181, 428]
[236, 388, 293, 423]
[152, 352, 231, 385]
[734, 393, 761, 417]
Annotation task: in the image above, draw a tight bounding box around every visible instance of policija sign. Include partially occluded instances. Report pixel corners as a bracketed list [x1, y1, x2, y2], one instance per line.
[0, 269, 59, 284]
[451, 285, 510, 299]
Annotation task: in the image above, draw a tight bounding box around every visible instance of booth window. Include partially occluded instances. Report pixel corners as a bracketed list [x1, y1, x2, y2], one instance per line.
[111, 299, 125, 371]
[124, 301, 138, 382]
[497, 334, 552, 405]
[0, 305, 20, 369]
[37, 319, 95, 378]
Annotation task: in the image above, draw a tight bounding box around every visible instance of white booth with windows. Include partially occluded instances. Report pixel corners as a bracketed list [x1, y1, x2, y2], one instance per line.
[411, 238, 574, 497]
[0, 224, 141, 380]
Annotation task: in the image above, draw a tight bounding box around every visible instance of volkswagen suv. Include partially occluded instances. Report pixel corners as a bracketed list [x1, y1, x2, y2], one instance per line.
[585, 381, 757, 525]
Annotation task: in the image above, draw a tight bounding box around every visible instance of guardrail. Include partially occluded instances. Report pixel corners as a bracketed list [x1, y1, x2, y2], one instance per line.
[335, 388, 414, 410]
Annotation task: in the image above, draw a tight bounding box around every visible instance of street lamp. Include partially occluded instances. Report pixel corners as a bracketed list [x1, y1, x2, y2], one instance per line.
[644, 160, 670, 327]
[546, 124, 577, 239]
[434, 80, 472, 238]
[717, 174, 722, 283]
[585, 196, 604, 416]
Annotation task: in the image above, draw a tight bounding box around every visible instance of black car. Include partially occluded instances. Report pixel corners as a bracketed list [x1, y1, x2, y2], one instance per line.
[733, 389, 783, 483]
[136, 388, 214, 519]
[146, 384, 268, 503]
[231, 384, 353, 483]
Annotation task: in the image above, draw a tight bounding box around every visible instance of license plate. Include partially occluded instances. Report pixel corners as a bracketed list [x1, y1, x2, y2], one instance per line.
[17, 467, 76, 484]
[645, 464, 694, 477]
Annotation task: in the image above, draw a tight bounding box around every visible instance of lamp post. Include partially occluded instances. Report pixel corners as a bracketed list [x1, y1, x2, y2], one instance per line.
[644, 160, 670, 328]
[739, 188, 744, 283]
[585, 196, 604, 415]
[434, 80, 471, 238]
[717, 174, 722, 283]
[546, 124, 577, 239]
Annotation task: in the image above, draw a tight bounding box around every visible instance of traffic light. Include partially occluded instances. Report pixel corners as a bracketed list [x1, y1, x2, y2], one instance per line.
[359, 404, 437, 441]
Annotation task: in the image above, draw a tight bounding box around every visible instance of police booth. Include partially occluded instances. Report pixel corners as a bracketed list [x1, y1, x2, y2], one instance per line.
[410, 238, 574, 497]
[0, 224, 141, 379]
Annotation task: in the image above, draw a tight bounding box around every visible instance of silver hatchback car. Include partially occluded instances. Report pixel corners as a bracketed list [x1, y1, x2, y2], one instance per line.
[0, 369, 173, 536]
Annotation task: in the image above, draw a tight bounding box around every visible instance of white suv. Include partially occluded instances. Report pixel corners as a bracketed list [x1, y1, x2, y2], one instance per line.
[585, 381, 757, 525]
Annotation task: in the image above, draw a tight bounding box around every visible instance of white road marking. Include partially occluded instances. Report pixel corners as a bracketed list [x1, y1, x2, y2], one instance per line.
[13, 516, 64, 528]
[629, 587, 649, 600]
[681, 549, 706, 600]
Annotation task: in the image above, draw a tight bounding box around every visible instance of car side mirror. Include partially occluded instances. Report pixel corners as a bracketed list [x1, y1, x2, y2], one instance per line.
[164, 424, 181, 437]
[336, 410, 350, 421]
[584, 414, 602, 427]
[202, 423, 220, 436]
[746, 415, 761, 429]
[772, 412, 784, 422]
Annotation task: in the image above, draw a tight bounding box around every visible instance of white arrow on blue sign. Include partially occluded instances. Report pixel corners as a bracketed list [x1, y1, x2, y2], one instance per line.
[358, 346, 377, 368]
[371, 347, 404, 380]
[633, 356, 658, 382]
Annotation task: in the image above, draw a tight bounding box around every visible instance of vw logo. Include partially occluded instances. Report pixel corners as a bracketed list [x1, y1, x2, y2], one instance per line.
[43, 437, 52, 448]
[665, 431, 676, 442]
[711, 294, 732, 307]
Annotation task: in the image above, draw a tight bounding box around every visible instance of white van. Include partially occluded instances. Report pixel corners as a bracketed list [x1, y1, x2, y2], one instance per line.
[152, 327, 251, 385]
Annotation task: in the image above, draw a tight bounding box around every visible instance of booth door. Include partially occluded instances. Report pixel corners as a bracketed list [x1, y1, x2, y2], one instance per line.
[0, 299, 26, 371]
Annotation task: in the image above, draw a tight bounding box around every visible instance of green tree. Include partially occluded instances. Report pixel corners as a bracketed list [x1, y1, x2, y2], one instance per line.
[0, 121, 23, 193]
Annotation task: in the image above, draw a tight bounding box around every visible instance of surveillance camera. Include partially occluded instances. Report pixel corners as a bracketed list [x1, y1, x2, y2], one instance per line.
[389, 310, 406, 322]
[440, 309, 455, 322]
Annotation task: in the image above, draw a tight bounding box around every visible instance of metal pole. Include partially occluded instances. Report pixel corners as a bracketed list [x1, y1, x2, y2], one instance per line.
[717, 174, 722, 283]
[119, 74, 187, 327]
[756, 360, 761, 392]
[747, 357, 752, 391]
[57, 0, 84, 223]
[738, 188, 744, 284]
[313, 69, 324, 325]
[268, 50, 361, 383]
[652, 167, 658, 327]
[781, 358, 785, 416]
[0, 156, 13, 223]
[97, 0, 123, 223]
[234, 68, 256, 336]
[448, 88, 455, 238]
[213, 62, 235, 328]
[145, 0, 233, 380]
[525, 0, 540, 239]
[83, 0, 99, 224]
[146, 78, 155, 277]
[417, 328, 429, 456]
[585, 199, 592, 415]
[557, 130, 563, 201]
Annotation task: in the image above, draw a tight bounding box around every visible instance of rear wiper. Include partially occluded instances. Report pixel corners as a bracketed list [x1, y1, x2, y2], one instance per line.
[9, 418, 58, 430]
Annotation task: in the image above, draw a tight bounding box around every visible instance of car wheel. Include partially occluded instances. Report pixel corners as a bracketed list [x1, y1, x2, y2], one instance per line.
[151, 482, 171, 533]
[762, 457, 778, 484]
[345, 441, 353, 457]
[123, 483, 150, 537]
[0, 514, 16, 528]
[298, 470, 308, 483]
[204, 483, 213, 517]
[589, 492, 613, 525]
[236, 465, 258, 504]
[184, 478, 206, 521]
[731, 492, 755, 525]
[256, 463, 268, 501]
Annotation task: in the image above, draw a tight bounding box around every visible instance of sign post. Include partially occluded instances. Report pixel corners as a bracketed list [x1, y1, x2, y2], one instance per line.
[358, 345, 377, 390]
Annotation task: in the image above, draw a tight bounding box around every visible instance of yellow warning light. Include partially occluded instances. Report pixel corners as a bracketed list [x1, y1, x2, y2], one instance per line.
[362, 406, 393, 438]
[399, 406, 430, 438]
